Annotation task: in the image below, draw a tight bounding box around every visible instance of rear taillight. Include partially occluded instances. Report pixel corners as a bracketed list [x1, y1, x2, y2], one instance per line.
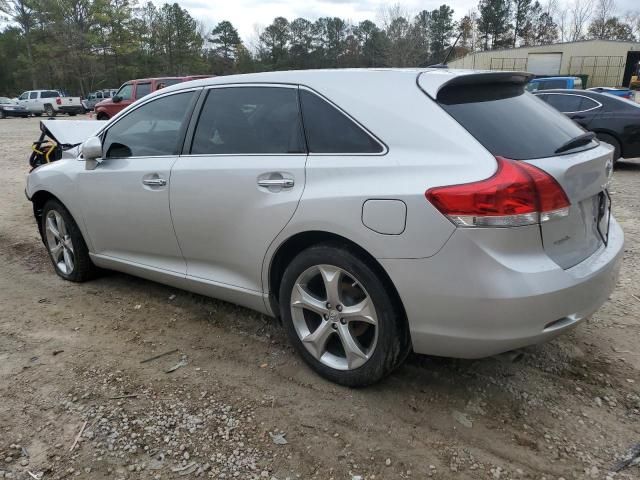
[425, 156, 570, 227]
[56, 97, 61, 105]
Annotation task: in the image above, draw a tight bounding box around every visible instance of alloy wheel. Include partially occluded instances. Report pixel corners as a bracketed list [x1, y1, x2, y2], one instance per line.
[290, 264, 378, 371]
[45, 210, 75, 274]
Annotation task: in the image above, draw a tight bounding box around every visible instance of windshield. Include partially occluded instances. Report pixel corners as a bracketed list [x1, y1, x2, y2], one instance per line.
[437, 83, 594, 160]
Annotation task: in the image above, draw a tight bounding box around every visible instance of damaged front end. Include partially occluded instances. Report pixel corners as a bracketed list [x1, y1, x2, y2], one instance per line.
[29, 120, 107, 170]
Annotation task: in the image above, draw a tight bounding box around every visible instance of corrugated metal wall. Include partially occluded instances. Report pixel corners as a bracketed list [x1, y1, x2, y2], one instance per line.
[447, 40, 640, 87]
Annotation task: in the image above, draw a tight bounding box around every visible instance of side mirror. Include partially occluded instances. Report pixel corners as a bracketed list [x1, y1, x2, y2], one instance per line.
[82, 136, 103, 162]
[112, 95, 122, 103]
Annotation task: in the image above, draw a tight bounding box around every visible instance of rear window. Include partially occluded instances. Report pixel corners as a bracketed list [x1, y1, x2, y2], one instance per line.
[437, 84, 590, 160]
[300, 90, 383, 154]
[539, 80, 566, 89]
[41, 91, 59, 98]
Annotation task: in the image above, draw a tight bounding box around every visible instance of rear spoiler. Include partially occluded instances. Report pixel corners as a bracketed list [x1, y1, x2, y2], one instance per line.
[418, 71, 534, 99]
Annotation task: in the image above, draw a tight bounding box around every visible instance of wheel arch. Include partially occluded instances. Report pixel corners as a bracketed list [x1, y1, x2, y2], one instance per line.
[592, 129, 623, 156]
[31, 190, 91, 251]
[31, 190, 63, 240]
[267, 230, 409, 332]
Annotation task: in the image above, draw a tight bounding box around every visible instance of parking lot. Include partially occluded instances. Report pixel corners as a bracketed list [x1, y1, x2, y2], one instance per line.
[1, 116, 640, 479]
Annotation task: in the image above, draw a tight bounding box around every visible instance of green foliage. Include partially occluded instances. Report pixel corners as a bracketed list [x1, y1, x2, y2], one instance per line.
[0, 0, 635, 96]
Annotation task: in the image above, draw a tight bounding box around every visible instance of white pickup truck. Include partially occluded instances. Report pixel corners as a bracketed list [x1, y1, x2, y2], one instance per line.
[17, 90, 85, 117]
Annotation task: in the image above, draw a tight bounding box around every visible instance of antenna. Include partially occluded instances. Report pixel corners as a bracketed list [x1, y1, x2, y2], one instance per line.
[425, 31, 463, 68]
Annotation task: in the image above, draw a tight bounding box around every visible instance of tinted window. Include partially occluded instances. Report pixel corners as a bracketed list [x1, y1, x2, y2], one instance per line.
[96, 92, 103, 99]
[438, 84, 588, 160]
[116, 84, 133, 100]
[542, 93, 584, 112]
[29, 92, 37, 99]
[103, 92, 194, 158]
[300, 90, 383, 153]
[539, 80, 566, 90]
[578, 97, 600, 111]
[135, 83, 152, 99]
[163, 79, 183, 87]
[191, 87, 305, 155]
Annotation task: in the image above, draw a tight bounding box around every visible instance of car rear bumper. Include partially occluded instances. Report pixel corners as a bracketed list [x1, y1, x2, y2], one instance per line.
[380, 218, 624, 358]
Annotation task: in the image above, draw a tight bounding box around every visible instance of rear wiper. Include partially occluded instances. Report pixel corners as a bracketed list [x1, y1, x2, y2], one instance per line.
[554, 131, 596, 154]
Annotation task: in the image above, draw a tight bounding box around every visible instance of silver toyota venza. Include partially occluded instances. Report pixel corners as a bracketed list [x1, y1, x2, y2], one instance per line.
[26, 69, 624, 386]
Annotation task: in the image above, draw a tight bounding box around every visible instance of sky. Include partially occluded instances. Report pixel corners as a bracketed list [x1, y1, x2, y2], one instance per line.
[161, 0, 639, 42]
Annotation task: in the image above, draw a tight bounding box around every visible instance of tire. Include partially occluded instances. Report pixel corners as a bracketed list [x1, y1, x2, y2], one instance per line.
[44, 104, 56, 117]
[68, 112, 77, 116]
[596, 133, 621, 164]
[96, 112, 109, 121]
[41, 199, 97, 282]
[34, 113, 42, 117]
[279, 244, 410, 387]
[0, 110, 5, 119]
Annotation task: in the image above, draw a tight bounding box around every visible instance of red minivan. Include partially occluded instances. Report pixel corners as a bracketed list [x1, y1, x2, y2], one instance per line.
[94, 76, 211, 120]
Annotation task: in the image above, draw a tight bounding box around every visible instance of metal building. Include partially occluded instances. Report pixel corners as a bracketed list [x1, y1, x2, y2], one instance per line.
[447, 39, 640, 87]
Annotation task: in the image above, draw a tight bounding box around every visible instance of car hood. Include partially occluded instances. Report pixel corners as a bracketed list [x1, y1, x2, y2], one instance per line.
[41, 120, 107, 147]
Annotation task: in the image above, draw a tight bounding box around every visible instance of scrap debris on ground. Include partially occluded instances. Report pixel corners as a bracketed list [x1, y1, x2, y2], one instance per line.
[1, 117, 639, 479]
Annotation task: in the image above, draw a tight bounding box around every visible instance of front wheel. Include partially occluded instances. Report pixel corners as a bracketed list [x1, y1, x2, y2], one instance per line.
[279, 244, 409, 387]
[42, 200, 97, 282]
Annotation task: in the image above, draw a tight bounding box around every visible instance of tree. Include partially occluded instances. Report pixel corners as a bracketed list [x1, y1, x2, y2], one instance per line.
[568, 0, 594, 41]
[155, 3, 204, 75]
[588, 16, 635, 40]
[458, 13, 476, 52]
[588, 0, 615, 38]
[209, 20, 241, 63]
[0, 0, 38, 88]
[354, 20, 386, 67]
[429, 5, 455, 63]
[477, 0, 512, 49]
[258, 16, 289, 67]
[512, 0, 533, 46]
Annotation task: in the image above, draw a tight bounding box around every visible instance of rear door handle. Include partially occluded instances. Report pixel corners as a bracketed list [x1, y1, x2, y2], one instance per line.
[257, 178, 294, 188]
[143, 178, 167, 186]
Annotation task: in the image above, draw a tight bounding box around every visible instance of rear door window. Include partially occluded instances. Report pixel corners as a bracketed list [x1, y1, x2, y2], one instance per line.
[299, 90, 383, 154]
[135, 83, 152, 99]
[437, 84, 589, 160]
[191, 86, 305, 155]
[29, 92, 38, 99]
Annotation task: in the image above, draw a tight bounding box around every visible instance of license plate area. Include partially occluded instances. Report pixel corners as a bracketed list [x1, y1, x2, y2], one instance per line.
[596, 190, 611, 246]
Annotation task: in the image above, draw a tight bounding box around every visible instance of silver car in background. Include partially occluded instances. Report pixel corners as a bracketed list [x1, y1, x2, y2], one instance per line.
[26, 69, 624, 386]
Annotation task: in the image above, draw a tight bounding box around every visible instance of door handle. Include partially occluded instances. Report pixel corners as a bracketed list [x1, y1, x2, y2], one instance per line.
[143, 178, 167, 186]
[257, 178, 294, 188]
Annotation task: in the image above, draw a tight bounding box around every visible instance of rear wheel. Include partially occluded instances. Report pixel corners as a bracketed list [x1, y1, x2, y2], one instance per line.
[96, 112, 109, 120]
[279, 244, 409, 387]
[42, 199, 97, 282]
[44, 104, 56, 117]
[596, 133, 621, 164]
[0, 109, 5, 119]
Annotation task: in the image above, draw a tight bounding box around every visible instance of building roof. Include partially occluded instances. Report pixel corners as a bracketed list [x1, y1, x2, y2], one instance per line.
[468, 38, 640, 55]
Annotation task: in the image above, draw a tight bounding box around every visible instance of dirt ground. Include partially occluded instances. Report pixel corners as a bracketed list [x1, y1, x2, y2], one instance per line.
[1, 116, 639, 480]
